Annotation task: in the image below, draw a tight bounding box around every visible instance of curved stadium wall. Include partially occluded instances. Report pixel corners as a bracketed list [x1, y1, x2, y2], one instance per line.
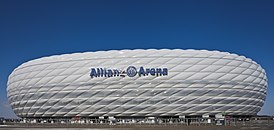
[7, 49, 267, 118]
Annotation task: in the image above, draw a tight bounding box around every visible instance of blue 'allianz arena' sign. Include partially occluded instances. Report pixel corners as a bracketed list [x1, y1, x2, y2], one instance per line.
[90, 66, 168, 78]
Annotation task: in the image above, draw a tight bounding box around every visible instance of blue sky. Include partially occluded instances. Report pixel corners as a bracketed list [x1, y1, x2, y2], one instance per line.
[0, 0, 273, 118]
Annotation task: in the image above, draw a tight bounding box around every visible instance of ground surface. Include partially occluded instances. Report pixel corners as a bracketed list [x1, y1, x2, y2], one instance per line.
[1, 124, 274, 130]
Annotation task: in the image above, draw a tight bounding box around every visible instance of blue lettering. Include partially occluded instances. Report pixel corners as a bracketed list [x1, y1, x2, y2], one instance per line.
[113, 69, 119, 76]
[100, 68, 104, 77]
[96, 68, 100, 77]
[163, 68, 168, 75]
[90, 68, 97, 78]
[150, 68, 155, 75]
[156, 68, 162, 76]
[107, 69, 113, 77]
[145, 69, 150, 75]
[90, 66, 168, 78]
[139, 67, 145, 76]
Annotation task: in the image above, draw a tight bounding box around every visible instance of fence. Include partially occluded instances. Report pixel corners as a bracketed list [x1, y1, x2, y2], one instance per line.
[2, 117, 273, 126]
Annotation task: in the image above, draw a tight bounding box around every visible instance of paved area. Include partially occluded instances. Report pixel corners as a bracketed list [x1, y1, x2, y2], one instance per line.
[1, 124, 274, 130]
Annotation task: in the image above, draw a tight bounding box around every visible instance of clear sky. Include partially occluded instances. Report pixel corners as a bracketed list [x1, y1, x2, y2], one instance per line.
[0, 0, 273, 118]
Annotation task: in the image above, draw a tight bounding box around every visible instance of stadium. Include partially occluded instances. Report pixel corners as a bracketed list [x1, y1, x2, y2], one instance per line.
[7, 49, 267, 123]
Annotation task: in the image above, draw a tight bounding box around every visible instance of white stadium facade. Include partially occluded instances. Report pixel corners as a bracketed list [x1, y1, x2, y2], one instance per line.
[7, 49, 267, 120]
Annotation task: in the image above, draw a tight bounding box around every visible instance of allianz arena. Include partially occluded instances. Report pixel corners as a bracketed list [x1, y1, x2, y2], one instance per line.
[7, 49, 267, 119]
